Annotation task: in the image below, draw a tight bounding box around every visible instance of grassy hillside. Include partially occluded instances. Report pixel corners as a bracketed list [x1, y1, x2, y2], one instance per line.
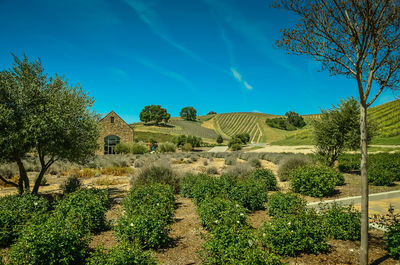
[132, 115, 218, 143]
[369, 99, 400, 143]
[131, 100, 400, 145]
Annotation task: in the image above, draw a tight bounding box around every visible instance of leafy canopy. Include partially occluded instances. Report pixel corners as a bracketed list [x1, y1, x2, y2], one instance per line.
[139, 105, 170, 125]
[180, 106, 197, 121]
[0, 54, 99, 194]
[313, 98, 374, 166]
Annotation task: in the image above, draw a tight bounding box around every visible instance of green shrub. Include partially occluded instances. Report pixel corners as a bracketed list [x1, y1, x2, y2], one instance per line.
[249, 168, 278, 191]
[131, 163, 179, 193]
[182, 142, 193, 152]
[258, 210, 329, 256]
[228, 179, 268, 210]
[123, 184, 175, 223]
[321, 203, 361, 240]
[290, 165, 343, 197]
[54, 189, 109, 233]
[278, 155, 311, 181]
[60, 174, 81, 194]
[338, 153, 360, 172]
[8, 211, 89, 265]
[157, 142, 176, 153]
[116, 183, 175, 249]
[130, 143, 149, 154]
[368, 153, 400, 186]
[191, 176, 226, 205]
[114, 142, 130, 154]
[115, 209, 170, 249]
[180, 173, 203, 198]
[201, 226, 282, 265]
[267, 192, 306, 216]
[385, 216, 400, 259]
[0, 194, 49, 246]
[197, 197, 247, 231]
[87, 242, 156, 265]
[230, 143, 242, 151]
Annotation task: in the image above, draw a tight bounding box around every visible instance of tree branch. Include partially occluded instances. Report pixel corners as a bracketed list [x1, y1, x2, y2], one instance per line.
[0, 175, 18, 187]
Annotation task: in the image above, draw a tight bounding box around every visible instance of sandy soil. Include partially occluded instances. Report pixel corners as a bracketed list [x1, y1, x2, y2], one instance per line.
[251, 145, 316, 154]
[154, 196, 206, 265]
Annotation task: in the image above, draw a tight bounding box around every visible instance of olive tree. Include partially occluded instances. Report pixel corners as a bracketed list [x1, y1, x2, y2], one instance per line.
[0, 54, 99, 194]
[180, 106, 197, 121]
[273, 1, 399, 263]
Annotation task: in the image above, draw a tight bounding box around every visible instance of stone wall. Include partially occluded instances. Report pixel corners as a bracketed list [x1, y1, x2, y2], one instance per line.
[97, 111, 134, 154]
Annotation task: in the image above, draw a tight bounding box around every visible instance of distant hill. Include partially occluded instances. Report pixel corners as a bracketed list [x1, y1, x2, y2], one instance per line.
[131, 99, 400, 145]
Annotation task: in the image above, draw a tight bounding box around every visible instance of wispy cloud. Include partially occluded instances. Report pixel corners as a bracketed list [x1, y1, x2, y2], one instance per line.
[203, 0, 301, 75]
[124, 0, 223, 73]
[244, 81, 253, 90]
[136, 58, 195, 90]
[230, 67, 253, 90]
[230, 68, 242, 82]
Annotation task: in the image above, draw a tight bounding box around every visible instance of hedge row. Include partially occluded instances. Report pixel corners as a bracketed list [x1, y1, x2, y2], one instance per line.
[115, 183, 175, 249]
[4, 189, 110, 265]
[181, 168, 276, 211]
[181, 173, 282, 264]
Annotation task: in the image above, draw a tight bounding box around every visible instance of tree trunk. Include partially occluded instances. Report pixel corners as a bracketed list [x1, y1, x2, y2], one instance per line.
[16, 159, 29, 194]
[32, 170, 45, 195]
[360, 102, 369, 265]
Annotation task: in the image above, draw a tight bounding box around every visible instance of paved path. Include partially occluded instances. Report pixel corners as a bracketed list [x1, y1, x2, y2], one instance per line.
[208, 146, 228, 152]
[308, 190, 400, 216]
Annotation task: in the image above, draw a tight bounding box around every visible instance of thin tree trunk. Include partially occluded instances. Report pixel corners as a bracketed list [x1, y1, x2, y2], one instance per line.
[16, 159, 29, 194]
[32, 170, 45, 195]
[360, 102, 369, 265]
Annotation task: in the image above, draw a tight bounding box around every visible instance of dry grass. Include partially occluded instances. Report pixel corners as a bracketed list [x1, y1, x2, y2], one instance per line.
[0, 175, 19, 188]
[100, 167, 134, 176]
[93, 177, 127, 186]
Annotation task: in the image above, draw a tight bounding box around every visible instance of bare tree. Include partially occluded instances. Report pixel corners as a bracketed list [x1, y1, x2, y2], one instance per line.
[273, 0, 399, 263]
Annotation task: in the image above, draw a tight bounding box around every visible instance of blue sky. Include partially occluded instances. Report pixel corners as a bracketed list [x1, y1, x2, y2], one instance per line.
[0, 0, 397, 123]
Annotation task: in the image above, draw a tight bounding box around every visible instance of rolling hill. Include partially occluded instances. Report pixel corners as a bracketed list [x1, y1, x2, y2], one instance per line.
[132, 99, 400, 145]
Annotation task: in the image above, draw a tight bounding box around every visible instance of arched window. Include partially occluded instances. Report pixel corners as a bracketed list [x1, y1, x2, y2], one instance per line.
[104, 135, 120, 154]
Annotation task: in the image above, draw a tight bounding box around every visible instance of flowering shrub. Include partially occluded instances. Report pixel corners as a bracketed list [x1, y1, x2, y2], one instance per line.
[321, 203, 361, 240]
[290, 165, 343, 197]
[197, 197, 247, 231]
[115, 209, 170, 249]
[8, 211, 90, 265]
[266, 192, 306, 216]
[228, 179, 268, 210]
[201, 226, 282, 265]
[87, 241, 156, 265]
[54, 188, 109, 233]
[249, 168, 278, 191]
[258, 210, 329, 256]
[116, 183, 175, 249]
[0, 193, 49, 246]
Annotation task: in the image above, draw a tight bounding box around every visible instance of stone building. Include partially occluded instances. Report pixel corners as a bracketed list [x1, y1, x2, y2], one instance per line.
[98, 111, 134, 155]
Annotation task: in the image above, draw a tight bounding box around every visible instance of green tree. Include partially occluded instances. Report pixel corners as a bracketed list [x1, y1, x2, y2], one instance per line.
[0, 54, 99, 194]
[285, 111, 306, 128]
[139, 105, 170, 125]
[314, 98, 374, 166]
[274, 1, 400, 262]
[234, 133, 251, 145]
[180, 106, 197, 121]
[216, 135, 223, 144]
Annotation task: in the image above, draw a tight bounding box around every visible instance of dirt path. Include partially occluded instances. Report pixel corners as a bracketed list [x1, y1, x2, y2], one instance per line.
[155, 196, 205, 265]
